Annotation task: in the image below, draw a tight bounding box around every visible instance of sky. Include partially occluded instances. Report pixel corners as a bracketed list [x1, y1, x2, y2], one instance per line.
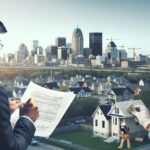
[0, 0, 150, 57]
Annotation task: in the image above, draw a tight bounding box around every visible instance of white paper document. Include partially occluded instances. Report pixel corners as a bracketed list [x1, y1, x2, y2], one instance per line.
[11, 81, 75, 138]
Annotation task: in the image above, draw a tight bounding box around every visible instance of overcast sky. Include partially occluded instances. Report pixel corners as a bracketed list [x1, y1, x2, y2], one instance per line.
[0, 0, 150, 56]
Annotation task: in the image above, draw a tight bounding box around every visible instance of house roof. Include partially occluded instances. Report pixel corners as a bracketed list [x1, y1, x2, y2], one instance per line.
[78, 81, 85, 87]
[69, 87, 91, 94]
[111, 87, 134, 95]
[20, 79, 30, 86]
[43, 82, 59, 89]
[14, 87, 26, 94]
[108, 100, 145, 118]
[99, 105, 111, 120]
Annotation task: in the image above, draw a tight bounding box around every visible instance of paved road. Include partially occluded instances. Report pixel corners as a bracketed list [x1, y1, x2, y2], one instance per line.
[27, 142, 64, 150]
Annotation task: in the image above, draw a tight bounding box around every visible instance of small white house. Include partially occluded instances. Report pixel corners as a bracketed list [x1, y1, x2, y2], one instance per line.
[69, 87, 91, 98]
[92, 105, 112, 138]
[98, 81, 112, 96]
[139, 79, 144, 87]
[107, 100, 147, 139]
[12, 88, 26, 98]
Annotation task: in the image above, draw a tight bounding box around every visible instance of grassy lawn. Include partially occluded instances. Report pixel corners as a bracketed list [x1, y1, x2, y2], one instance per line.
[51, 131, 149, 150]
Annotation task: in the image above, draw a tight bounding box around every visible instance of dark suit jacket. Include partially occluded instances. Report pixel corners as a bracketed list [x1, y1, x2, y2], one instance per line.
[0, 87, 35, 150]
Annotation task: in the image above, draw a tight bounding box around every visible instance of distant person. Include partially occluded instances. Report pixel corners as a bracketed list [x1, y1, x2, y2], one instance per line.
[0, 21, 39, 150]
[118, 122, 131, 150]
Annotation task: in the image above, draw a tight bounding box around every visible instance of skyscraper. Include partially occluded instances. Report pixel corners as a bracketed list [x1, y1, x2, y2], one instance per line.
[15, 43, 28, 64]
[58, 47, 68, 60]
[50, 45, 58, 58]
[55, 37, 66, 47]
[71, 27, 83, 56]
[31, 40, 39, 56]
[89, 32, 102, 56]
[32, 40, 39, 50]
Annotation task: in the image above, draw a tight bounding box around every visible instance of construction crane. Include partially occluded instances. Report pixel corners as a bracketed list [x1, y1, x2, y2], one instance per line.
[106, 37, 118, 42]
[128, 48, 140, 59]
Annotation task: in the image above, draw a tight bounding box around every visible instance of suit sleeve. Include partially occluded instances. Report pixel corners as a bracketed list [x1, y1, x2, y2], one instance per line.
[0, 88, 35, 150]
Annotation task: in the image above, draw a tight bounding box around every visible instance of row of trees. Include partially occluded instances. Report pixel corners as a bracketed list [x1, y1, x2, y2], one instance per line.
[63, 97, 99, 119]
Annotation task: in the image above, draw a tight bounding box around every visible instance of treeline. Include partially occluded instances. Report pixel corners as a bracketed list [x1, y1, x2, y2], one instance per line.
[63, 97, 99, 119]
[0, 69, 48, 81]
[1, 68, 150, 82]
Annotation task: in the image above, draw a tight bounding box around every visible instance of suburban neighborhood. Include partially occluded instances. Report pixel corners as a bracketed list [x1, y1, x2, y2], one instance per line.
[1, 70, 150, 149]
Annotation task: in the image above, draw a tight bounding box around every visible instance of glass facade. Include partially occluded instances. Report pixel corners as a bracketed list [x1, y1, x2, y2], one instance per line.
[89, 33, 102, 56]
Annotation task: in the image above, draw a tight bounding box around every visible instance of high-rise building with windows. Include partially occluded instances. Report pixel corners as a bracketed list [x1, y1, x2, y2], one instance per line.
[50, 45, 58, 58]
[71, 27, 83, 56]
[89, 32, 102, 56]
[31, 40, 39, 56]
[55, 37, 66, 47]
[58, 47, 69, 60]
[32, 40, 38, 50]
[15, 43, 28, 64]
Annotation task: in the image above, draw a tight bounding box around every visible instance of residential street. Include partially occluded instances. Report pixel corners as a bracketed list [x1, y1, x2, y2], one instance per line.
[27, 142, 64, 150]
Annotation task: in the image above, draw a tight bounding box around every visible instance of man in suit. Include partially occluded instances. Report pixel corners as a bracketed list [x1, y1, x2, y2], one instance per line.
[0, 21, 39, 150]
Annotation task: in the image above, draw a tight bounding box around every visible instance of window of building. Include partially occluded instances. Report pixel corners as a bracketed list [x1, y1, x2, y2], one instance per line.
[113, 117, 114, 125]
[115, 107, 119, 114]
[113, 133, 117, 136]
[102, 121, 105, 128]
[95, 119, 98, 126]
[115, 118, 117, 125]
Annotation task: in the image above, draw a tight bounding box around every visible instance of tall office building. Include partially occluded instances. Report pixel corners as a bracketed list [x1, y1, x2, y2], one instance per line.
[105, 41, 120, 65]
[15, 43, 28, 64]
[50, 45, 58, 58]
[31, 40, 39, 56]
[83, 48, 92, 59]
[119, 50, 127, 60]
[55, 37, 66, 47]
[71, 27, 83, 56]
[58, 47, 68, 60]
[89, 32, 102, 56]
[32, 40, 39, 50]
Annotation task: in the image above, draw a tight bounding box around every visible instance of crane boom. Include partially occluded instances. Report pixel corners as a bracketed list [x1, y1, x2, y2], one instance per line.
[128, 48, 140, 59]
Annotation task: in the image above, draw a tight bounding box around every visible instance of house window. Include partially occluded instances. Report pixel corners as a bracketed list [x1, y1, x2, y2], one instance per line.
[115, 107, 119, 114]
[115, 118, 117, 125]
[102, 121, 105, 128]
[95, 119, 98, 126]
[113, 133, 117, 136]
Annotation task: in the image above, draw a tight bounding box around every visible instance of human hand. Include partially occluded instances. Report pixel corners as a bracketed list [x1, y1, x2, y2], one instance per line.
[20, 98, 39, 122]
[128, 104, 150, 130]
[9, 99, 23, 114]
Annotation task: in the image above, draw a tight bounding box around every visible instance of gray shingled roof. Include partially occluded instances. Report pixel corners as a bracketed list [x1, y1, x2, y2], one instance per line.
[99, 105, 111, 120]
[108, 100, 145, 118]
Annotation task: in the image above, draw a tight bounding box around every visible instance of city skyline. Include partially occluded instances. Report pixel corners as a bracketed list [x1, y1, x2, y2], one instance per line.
[0, 0, 150, 56]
